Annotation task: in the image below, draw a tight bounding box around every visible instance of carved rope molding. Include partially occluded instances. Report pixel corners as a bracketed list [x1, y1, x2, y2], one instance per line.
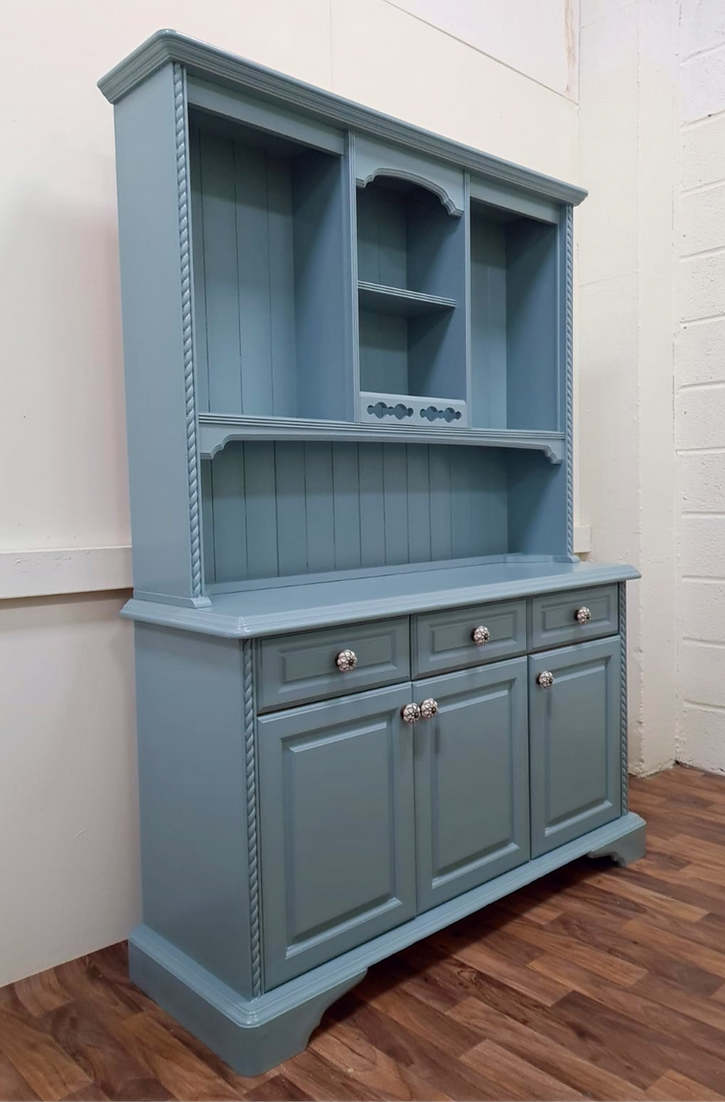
[619, 582, 629, 813]
[565, 204, 574, 560]
[242, 638, 263, 997]
[174, 63, 203, 600]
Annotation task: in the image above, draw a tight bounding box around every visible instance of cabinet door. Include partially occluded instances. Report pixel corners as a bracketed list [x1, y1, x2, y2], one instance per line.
[258, 684, 416, 988]
[529, 637, 621, 858]
[414, 658, 529, 912]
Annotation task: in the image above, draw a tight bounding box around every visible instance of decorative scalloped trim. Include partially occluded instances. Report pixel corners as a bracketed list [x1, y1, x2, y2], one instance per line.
[565, 205, 574, 560]
[174, 64, 203, 600]
[620, 582, 628, 814]
[242, 638, 262, 997]
[420, 405, 463, 423]
[366, 401, 413, 420]
[356, 168, 462, 216]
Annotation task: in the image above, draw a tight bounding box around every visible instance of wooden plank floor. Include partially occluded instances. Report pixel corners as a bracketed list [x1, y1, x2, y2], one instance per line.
[5, 767, 725, 1101]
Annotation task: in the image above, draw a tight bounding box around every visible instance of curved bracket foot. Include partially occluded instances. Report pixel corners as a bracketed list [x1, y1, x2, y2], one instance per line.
[588, 820, 645, 867]
[129, 928, 367, 1077]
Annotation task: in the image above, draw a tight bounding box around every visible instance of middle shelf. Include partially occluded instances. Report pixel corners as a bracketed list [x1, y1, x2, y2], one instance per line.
[357, 281, 457, 318]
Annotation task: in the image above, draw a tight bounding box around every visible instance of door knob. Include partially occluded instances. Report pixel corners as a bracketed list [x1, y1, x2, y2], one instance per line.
[335, 649, 358, 672]
[472, 625, 490, 645]
[575, 607, 592, 624]
[419, 698, 438, 719]
[537, 671, 554, 688]
[401, 702, 421, 724]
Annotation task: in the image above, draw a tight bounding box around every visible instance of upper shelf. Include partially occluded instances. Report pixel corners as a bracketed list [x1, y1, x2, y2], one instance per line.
[358, 281, 456, 318]
[197, 413, 565, 463]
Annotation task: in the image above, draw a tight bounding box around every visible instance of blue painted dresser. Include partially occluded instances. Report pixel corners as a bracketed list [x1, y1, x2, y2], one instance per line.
[100, 31, 645, 1076]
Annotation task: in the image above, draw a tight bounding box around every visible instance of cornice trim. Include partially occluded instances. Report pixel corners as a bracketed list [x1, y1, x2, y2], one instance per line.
[99, 29, 587, 206]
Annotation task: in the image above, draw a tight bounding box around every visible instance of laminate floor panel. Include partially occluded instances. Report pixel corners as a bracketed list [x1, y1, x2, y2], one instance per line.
[3, 767, 725, 1101]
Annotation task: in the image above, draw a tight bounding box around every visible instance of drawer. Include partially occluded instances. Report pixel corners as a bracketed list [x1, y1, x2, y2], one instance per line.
[412, 600, 527, 678]
[530, 585, 619, 651]
[257, 618, 410, 712]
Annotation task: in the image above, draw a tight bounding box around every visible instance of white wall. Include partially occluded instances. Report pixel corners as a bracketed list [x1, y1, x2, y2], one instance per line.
[676, 2, 725, 772]
[577, 0, 677, 776]
[0, 0, 579, 987]
[577, 0, 725, 778]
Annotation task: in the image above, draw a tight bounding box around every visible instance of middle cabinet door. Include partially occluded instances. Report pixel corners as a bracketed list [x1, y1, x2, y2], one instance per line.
[414, 657, 530, 912]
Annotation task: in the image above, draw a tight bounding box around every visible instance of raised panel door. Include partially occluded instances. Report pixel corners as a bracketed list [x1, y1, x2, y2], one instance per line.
[529, 637, 621, 857]
[258, 683, 416, 987]
[414, 658, 529, 912]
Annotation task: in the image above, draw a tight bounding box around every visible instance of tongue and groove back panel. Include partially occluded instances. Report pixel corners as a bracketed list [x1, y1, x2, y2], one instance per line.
[189, 116, 352, 423]
[202, 442, 509, 583]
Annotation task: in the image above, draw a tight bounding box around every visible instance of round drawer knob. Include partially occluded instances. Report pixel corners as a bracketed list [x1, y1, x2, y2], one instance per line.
[335, 649, 358, 672]
[420, 698, 438, 719]
[472, 625, 491, 646]
[401, 702, 421, 724]
[537, 671, 554, 689]
[575, 607, 592, 624]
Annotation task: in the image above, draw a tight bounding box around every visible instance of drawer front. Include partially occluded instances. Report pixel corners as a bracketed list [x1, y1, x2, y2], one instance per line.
[530, 585, 619, 651]
[413, 600, 526, 678]
[257, 618, 410, 712]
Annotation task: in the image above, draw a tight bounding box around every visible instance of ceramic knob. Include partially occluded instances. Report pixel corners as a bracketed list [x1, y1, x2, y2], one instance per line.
[419, 698, 438, 719]
[575, 607, 592, 624]
[335, 649, 358, 672]
[401, 702, 421, 724]
[537, 671, 554, 688]
[472, 625, 491, 646]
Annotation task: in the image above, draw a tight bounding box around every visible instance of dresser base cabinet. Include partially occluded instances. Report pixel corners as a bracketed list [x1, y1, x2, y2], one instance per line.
[126, 577, 644, 1077]
[128, 812, 645, 1077]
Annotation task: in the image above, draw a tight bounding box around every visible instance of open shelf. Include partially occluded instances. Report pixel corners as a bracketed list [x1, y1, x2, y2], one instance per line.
[189, 110, 351, 422]
[358, 281, 456, 318]
[197, 412, 565, 462]
[469, 198, 560, 432]
[356, 175, 466, 405]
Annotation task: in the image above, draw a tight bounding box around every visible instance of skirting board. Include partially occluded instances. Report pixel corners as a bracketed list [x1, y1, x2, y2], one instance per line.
[129, 811, 645, 1076]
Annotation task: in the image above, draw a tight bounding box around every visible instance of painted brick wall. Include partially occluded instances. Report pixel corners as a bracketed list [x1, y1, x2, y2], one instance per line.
[677, 1, 725, 771]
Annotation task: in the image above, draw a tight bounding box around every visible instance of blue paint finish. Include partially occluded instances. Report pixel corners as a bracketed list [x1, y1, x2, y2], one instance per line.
[414, 659, 530, 910]
[257, 617, 410, 712]
[104, 31, 642, 1080]
[203, 441, 510, 582]
[113, 65, 202, 603]
[530, 638, 622, 855]
[122, 560, 641, 639]
[413, 599, 527, 677]
[259, 684, 417, 986]
[128, 810, 644, 1075]
[133, 624, 252, 995]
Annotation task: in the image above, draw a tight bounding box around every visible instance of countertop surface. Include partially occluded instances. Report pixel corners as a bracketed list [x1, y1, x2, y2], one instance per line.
[121, 557, 640, 638]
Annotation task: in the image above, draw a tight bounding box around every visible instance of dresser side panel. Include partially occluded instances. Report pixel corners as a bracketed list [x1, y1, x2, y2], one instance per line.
[134, 623, 252, 996]
[113, 65, 198, 600]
